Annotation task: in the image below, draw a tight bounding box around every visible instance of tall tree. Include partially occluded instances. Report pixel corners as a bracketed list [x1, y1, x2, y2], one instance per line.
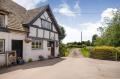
[59, 26, 66, 41]
[92, 34, 98, 45]
[103, 10, 120, 46]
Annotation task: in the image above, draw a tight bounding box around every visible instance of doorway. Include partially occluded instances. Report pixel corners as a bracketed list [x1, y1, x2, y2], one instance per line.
[12, 40, 23, 58]
[50, 41, 55, 57]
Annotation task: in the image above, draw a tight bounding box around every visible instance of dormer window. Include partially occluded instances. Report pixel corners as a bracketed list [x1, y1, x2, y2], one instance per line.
[0, 14, 5, 27]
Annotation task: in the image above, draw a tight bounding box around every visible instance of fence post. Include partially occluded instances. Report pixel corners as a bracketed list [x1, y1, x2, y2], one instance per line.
[116, 52, 117, 61]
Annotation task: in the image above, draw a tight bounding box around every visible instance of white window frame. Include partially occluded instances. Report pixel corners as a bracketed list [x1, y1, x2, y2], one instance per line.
[32, 39, 43, 50]
[0, 39, 5, 54]
[0, 14, 5, 27]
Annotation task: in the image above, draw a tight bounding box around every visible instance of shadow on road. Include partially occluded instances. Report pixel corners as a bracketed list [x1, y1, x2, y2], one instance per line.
[0, 58, 65, 74]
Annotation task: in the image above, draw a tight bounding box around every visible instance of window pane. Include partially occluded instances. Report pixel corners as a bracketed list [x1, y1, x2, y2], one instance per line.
[36, 41, 39, 48]
[32, 40, 43, 49]
[47, 41, 51, 47]
[0, 14, 5, 27]
[32, 42, 35, 48]
[0, 40, 4, 53]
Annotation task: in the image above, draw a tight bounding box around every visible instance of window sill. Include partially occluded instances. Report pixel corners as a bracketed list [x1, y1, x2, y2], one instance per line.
[32, 48, 43, 50]
[0, 53, 5, 54]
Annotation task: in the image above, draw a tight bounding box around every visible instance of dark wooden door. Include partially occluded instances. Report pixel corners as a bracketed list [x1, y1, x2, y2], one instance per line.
[12, 40, 23, 58]
[51, 42, 55, 57]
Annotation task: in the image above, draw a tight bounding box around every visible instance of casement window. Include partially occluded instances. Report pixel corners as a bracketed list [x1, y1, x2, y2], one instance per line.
[0, 39, 5, 54]
[0, 14, 5, 27]
[41, 19, 51, 30]
[47, 41, 51, 47]
[32, 40, 43, 50]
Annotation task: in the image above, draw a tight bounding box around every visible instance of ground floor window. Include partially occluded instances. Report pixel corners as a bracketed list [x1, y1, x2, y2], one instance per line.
[32, 40, 43, 50]
[0, 39, 5, 54]
[47, 41, 51, 47]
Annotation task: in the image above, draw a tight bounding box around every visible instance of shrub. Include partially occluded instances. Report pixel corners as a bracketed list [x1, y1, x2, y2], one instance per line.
[81, 47, 90, 57]
[90, 46, 118, 60]
[116, 47, 120, 60]
[38, 55, 44, 61]
[59, 43, 70, 57]
[28, 58, 33, 62]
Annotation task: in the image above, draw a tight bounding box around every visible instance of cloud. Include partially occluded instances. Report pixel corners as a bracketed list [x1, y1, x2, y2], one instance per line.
[62, 24, 82, 44]
[54, 1, 81, 17]
[13, 0, 47, 9]
[54, 3, 76, 17]
[62, 8, 118, 43]
[62, 22, 101, 44]
[80, 22, 101, 41]
[101, 8, 117, 22]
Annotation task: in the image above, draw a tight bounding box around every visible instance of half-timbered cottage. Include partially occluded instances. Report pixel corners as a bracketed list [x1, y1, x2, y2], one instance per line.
[0, 0, 61, 66]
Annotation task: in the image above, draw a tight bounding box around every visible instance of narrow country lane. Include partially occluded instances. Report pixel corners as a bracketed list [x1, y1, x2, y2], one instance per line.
[0, 55, 120, 79]
[69, 48, 83, 58]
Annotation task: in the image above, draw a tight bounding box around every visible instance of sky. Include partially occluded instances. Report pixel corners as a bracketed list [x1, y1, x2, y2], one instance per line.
[13, 0, 120, 43]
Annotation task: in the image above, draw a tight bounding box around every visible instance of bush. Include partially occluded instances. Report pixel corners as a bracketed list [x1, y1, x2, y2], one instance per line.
[28, 58, 33, 62]
[81, 47, 90, 57]
[38, 55, 44, 61]
[116, 47, 120, 60]
[59, 43, 70, 57]
[90, 46, 119, 60]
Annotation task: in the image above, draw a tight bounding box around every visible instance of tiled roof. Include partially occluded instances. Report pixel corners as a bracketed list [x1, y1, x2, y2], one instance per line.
[0, 0, 49, 32]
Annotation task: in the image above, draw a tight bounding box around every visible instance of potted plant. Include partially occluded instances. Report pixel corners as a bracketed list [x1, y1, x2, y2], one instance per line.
[17, 57, 25, 65]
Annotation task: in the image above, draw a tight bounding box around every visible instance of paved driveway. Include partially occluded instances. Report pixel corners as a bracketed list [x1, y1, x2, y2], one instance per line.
[0, 57, 120, 79]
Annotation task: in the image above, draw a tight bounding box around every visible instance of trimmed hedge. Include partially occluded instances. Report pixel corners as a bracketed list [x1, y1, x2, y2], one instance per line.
[90, 46, 120, 61]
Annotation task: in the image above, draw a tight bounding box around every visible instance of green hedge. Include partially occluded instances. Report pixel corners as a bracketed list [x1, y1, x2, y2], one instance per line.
[59, 43, 70, 57]
[90, 46, 120, 61]
[81, 47, 90, 57]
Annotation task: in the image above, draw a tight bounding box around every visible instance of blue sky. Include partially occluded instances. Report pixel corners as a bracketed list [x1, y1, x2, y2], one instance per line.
[14, 0, 120, 43]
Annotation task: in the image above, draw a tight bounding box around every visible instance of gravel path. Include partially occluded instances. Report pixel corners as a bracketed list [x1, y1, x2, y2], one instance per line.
[0, 57, 120, 79]
[69, 48, 83, 58]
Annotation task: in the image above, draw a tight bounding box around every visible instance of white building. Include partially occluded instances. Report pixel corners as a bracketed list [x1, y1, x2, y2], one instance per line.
[0, 0, 61, 66]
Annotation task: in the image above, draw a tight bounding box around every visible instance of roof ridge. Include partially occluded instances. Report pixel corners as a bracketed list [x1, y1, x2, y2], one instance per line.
[28, 4, 49, 11]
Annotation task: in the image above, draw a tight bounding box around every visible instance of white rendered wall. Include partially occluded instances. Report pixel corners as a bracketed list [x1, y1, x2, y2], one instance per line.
[29, 27, 37, 37]
[44, 30, 49, 39]
[38, 29, 43, 38]
[33, 18, 41, 27]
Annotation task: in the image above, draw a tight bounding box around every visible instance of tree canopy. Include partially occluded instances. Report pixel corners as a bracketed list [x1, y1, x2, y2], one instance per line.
[93, 10, 120, 46]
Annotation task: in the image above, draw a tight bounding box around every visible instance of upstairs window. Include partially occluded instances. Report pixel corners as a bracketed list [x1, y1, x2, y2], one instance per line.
[41, 19, 51, 30]
[0, 14, 5, 27]
[0, 39, 5, 54]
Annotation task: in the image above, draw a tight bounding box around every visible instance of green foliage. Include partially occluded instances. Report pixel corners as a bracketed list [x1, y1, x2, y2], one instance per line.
[92, 34, 98, 45]
[28, 58, 33, 62]
[81, 47, 90, 57]
[66, 40, 92, 48]
[94, 10, 120, 46]
[90, 46, 120, 60]
[59, 26, 66, 41]
[94, 37, 107, 46]
[59, 43, 70, 57]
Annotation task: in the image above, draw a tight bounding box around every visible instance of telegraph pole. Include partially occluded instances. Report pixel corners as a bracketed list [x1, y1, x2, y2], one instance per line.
[81, 32, 82, 42]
